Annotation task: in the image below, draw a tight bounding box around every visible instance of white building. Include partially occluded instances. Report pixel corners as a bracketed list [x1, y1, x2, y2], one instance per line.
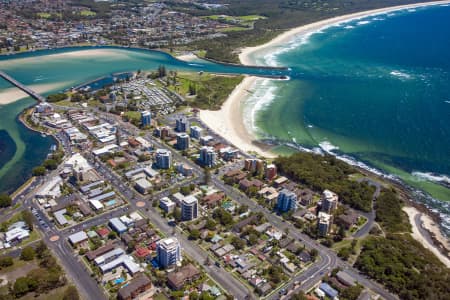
[157, 237, 181, 268]
[321, 189, 339, 213]
[181, 195, 198, 221]
[318, 212, 333, 237]
[160, 197, 175, 213]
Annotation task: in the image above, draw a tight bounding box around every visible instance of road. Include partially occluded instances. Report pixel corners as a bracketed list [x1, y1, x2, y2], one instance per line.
[353, 179, 381, 239]
[105, 113, 398, 300]
[82, 154, 252, 299]
[3, 106, 397, 300]
[0, 165, 108, 300]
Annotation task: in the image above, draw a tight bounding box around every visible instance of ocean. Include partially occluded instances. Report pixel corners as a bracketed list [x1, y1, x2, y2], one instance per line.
[244, 4, 450, 233]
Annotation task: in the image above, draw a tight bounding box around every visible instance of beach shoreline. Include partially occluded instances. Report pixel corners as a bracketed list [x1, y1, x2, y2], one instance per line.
[200, 0, 450, 160]
[403, 206, 450, 267]
[198, 0, 450, 261]
[239, 0, 450, 65]
[175, 52, 198, 62]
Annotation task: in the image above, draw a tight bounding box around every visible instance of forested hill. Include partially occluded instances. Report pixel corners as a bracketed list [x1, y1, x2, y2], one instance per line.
[275, 152, 374, 212]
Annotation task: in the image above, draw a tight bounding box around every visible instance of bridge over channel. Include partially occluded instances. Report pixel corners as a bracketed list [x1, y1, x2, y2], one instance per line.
[0, 70, 46, 102]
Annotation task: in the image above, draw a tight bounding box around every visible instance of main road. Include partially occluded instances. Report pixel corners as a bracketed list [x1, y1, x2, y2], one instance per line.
[102, 112, 398, 299]
[82, 154, 252, 299]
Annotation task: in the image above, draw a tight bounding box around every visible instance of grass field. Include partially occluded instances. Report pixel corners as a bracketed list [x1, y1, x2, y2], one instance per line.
[19, 286, 69, 300]
[167, 72, 243, 110]
[36, 12, 51, 19]
[80, 10, 97, 17]
[205, 14, 266, 32]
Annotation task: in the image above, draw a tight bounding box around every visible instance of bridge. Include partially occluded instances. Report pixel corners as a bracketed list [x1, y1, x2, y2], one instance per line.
[0, 70, 46, 102]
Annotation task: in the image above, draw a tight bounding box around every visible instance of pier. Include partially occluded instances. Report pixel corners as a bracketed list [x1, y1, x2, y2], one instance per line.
[0, 70, 46, 102]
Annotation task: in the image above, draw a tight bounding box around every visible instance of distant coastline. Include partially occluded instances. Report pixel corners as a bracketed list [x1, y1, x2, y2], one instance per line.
[200, 0, 450, 159]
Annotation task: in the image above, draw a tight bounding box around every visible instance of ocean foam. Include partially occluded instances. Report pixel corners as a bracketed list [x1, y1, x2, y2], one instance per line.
[242, 79, 279, 135]
[412, 172, 450, 184]
[319, 141, 339, 152]
[390, 70, 413, 80]
[357, 20, 371, 25]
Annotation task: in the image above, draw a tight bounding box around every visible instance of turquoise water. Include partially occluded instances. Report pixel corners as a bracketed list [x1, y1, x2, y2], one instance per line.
[0, 47, 288, 194]
[245, 4, 450, 231]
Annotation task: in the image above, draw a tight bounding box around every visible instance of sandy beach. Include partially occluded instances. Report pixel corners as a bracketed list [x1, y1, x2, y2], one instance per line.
[176, 52, 197, 62]
[239, 0, 450, 64]
[0, 82, 69, 105]
[403, 206, 450, 267]
[199, 0, 450, 259]
[200, 0, 450, 159]
[199, 77, 276, 158]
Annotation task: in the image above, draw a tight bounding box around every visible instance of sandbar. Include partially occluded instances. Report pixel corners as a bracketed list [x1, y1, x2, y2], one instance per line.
[0, 82, 69, 105]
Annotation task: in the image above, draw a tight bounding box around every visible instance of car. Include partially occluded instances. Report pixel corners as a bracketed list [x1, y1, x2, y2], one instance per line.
[215, 261, 221, 268]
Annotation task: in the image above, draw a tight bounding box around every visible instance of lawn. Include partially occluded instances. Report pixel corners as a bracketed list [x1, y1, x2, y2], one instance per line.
[123, 111, 142, 123]
[167, 72, 243, 110]
[36, 12, 51, 19]
[80, 10, 97, 17]
[153, 293, 169, 300]
[19, 286, 69, 300]
[218, 26, 249, 32]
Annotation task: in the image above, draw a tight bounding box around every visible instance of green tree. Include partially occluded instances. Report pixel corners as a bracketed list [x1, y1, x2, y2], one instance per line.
[43, 159, 58, 170]
[20, 246, 36, 261]
[158, 65, 166, 78]
[32, 166, 46, 176]
[309, 248, 318, 260]
[180, 185, 191, 196]
[338, 247, 351, 260]
[13, 277, 37, 297]
[231, 236, 245, 250]
[0, 193, 12, 208]
[188, 83, 196, 95]
[248, 233, 258, 246]
[205, 218, 216, 230]
[35, 241, 48, 259]
[0, 256, 13, 268]
[62, 285, 80, 300]
[21, 210, 34, 230]
[341, 285, 363, 300]
[108, 231, 117, 240]
[189, 229, 200, 240]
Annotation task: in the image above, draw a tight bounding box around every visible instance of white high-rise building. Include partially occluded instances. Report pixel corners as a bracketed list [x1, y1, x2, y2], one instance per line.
[321, 189, 339, 213]
[181, 195, 198, 221]
[318, 212, 333, 237]
[157, 237, 181, 268]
